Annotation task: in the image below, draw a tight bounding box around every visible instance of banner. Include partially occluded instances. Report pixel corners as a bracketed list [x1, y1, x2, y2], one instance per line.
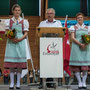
[60, 20, 90, 28]
[40, 38, 63, 78]
[0, 19, 6, 33]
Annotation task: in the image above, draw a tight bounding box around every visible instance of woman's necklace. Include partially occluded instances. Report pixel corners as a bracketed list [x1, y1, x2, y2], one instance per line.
[14, 17, 20, 25]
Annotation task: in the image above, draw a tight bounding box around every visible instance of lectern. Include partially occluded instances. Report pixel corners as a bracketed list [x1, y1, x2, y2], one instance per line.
[36, 27, 66, 88]
[36, 27, 65, 38]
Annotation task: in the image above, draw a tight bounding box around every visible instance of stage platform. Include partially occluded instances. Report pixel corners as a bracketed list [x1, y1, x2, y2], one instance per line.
[0, 85, 90, 90]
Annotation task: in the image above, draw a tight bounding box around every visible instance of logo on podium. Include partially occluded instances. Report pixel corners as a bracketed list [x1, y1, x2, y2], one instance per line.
[43, 42, 59, 55]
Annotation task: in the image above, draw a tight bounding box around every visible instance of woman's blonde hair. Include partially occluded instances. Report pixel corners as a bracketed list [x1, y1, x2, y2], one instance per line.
[12, 4, 22, 12]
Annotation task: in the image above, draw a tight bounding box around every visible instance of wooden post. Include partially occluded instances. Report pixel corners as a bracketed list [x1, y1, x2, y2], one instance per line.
[45, 0, 48, 19]
[40, 0, 45, 21]
[80, 0, 88, 16]
[40, 0, 48, 21]
[10, 0, 18, 15]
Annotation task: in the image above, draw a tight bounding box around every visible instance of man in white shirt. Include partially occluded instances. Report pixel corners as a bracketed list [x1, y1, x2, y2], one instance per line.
[39, 8, 62, 27]
[38, 8, 62, 89]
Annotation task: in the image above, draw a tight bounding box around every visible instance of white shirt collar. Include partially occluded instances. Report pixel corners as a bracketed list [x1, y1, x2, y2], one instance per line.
[76, 23, 85, 29]
[11, 16, 23, 23]
[46, 19, 56, 23]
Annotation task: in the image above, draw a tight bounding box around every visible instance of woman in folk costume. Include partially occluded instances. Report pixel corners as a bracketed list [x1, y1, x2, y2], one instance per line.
[4, 4, 30, 89]
[69, 12, 90, 89]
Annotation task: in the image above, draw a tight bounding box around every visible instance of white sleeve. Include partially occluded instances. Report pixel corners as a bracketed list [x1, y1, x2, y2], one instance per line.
[88, 26, 90, 33]
[23, 19, 29, 31]
[38, 21, 44, 27]
[5, 19, 10, 30]
[57, 20, 62, 27]
[69, 26, 75, 32]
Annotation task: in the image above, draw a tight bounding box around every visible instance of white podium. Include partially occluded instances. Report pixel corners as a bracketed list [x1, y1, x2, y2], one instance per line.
[36, 27, 66, 88]
[40, 38, 63, 78]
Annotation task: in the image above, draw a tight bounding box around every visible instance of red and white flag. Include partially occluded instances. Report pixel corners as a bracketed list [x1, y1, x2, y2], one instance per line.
[63, 15, 71, 76]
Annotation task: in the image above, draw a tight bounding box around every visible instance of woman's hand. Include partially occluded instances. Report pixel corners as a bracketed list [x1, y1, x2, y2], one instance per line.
[80, 43, 86, 49]
[11, 38, 21, 43]
[11, 31, 28, 43]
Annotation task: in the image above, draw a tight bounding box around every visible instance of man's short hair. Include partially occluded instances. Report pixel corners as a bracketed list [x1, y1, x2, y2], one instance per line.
[46, 8, 55, 14]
